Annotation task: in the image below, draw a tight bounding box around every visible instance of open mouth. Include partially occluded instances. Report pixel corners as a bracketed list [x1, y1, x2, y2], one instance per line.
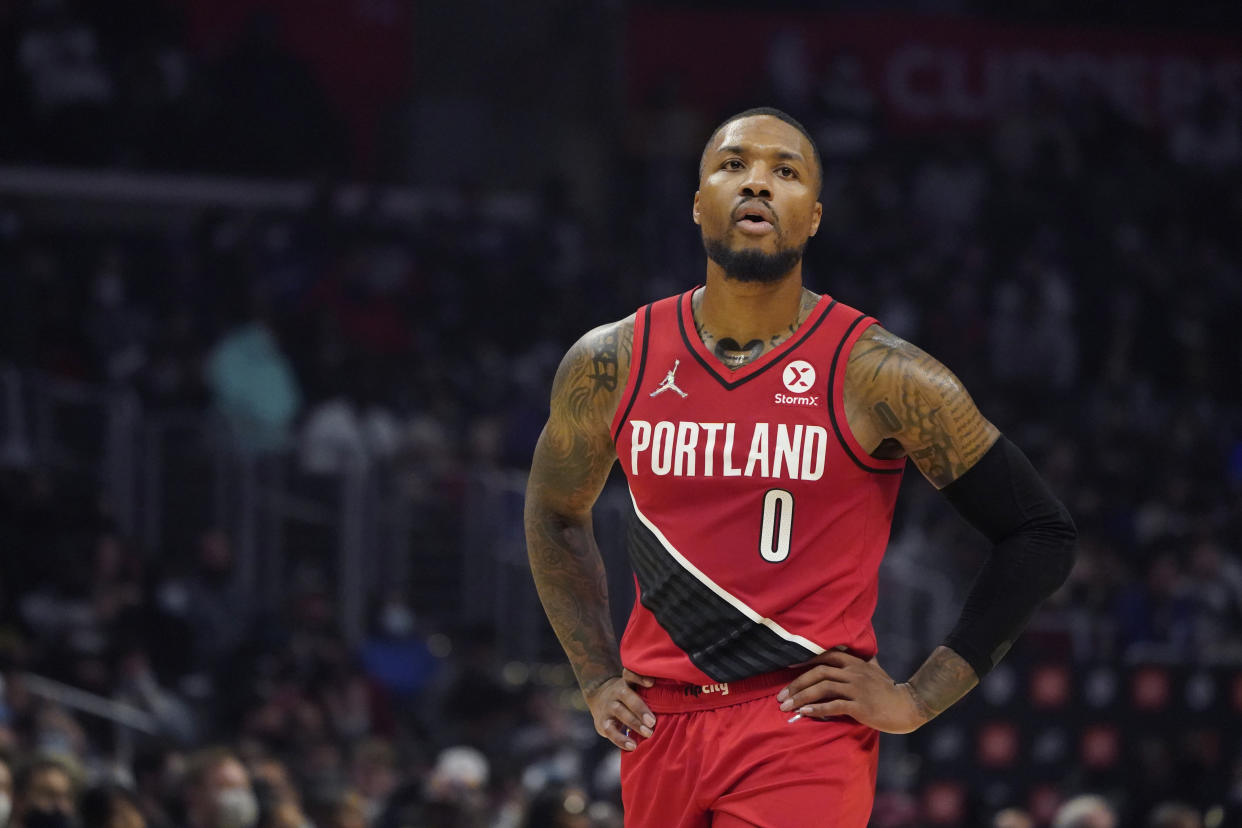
[733, 201, 775, 234]
[736, 213, 775, 234]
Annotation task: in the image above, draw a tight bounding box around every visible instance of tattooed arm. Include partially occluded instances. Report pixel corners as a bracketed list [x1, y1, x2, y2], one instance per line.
[525, 315, 656, 751]
[837, 325, 1001, 723]
[843, 325, 1000, 483]
[777, 326, 996, 732]
[842, 324, 1073, 726]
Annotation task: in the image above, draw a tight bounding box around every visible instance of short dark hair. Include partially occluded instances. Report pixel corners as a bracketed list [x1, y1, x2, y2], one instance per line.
[79, 784, 141, 828]
[698, 106, 822, 195]
[182, 746, 240, 790]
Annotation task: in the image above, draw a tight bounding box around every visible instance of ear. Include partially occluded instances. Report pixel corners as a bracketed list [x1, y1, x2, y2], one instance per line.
[808, 200, 823, 237]
[692, 191, 702, 226]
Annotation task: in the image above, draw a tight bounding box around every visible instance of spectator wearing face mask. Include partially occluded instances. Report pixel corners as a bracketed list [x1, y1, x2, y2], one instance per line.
[11, 755, 79, 828]
[180, 749, 258, 828]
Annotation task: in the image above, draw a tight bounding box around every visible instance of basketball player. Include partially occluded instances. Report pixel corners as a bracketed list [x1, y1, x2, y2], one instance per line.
[525, 108, 1076, 827]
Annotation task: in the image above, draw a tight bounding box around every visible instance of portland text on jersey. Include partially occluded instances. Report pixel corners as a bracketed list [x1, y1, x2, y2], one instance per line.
[627, 419, 831, 480]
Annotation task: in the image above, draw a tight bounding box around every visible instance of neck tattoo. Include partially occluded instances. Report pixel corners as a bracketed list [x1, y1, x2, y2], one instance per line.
[695, 288, 819, 369]
[714, 337, 764, 367]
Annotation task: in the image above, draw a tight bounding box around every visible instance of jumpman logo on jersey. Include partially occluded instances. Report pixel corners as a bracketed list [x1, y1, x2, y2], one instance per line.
[650, 359, 688, 398]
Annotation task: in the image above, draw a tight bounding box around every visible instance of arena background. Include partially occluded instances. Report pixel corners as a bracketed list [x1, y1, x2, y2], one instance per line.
[1, 0, 1241, 825]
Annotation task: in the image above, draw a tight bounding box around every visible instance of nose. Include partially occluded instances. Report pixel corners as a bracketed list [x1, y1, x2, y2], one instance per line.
[739, 164, 772, 199]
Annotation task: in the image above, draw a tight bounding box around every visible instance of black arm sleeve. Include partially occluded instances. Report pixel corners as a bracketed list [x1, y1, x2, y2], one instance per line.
[940, 436, 1077, 679]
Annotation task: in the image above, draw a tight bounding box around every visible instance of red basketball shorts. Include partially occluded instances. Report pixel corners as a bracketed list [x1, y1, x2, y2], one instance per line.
[619, 668, 879, 828]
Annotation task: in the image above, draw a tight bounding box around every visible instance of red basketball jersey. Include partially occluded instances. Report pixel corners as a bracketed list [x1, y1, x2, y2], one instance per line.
[611, 287, 906, 684]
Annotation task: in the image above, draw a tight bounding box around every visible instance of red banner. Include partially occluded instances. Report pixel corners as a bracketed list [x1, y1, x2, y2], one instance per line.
[181, 0, 412, 171]
[628, 10, 1242, 131]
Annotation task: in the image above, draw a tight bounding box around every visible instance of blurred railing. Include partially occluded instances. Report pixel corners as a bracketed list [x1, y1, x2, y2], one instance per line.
[0, 363, 33, 468]
[461, 471, 637, 665]
[19, 672, 158, 767]
[0, 164, 538, 229]
[3, 361, 958, 691]
[0, 363, 414, 647]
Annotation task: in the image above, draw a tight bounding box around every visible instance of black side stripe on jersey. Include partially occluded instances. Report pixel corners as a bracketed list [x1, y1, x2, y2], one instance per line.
[677, 292, 837, 391]
[826, 314, 905, 475]
[627, 496, 822, 683]
[612, 303, 653, 444]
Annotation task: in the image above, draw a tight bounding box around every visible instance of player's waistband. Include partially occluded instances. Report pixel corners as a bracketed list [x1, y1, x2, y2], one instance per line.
[637, 667, 804, 713]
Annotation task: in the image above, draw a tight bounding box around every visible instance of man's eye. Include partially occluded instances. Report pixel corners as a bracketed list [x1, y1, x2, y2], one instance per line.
[723, 159, 743, 170]
[778, 166, 797, 177]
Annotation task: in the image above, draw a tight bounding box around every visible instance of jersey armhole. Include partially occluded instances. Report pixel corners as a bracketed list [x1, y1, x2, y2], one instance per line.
[826, 315, 907, 475]
[611, 304, 652, 444]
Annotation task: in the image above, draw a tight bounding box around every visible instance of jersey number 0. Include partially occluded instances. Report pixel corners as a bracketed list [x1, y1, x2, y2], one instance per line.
[759, 488, 794, 562]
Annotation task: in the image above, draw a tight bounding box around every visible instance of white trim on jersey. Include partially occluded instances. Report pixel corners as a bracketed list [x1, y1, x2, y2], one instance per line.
[629, 492, 828, 656]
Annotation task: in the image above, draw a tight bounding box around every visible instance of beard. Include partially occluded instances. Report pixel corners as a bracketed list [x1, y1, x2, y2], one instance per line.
[702, 234, 806, 284]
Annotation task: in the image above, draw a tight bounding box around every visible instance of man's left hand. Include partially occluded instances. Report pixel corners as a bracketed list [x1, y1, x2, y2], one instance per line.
[777, 650, 930, 734]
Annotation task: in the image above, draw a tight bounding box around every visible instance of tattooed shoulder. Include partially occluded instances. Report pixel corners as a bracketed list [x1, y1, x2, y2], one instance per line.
[845, 325, 999, 488]
[533, 315, 635, 517]
[549, 315, 635, 434]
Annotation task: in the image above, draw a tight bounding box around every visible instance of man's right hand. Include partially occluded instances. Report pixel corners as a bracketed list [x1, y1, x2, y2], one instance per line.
[584, 668, 657, 751]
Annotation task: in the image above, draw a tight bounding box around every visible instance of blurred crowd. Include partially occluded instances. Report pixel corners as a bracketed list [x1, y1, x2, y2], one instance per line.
[0, 499, 622, 828]
[0, 0, 347, 175]
[1, 1, 1242, 826]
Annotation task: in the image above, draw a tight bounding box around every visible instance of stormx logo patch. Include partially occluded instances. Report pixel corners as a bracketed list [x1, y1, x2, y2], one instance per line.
[775, 359, 819, 406]
[683, 682, 730, 697]
[782, 360, 816, 393]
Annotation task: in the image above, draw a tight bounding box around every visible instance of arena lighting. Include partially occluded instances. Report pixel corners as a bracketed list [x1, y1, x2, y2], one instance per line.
[1185, 671, 1216, 711]
[978, 721, 1020, 768]
[1027, 785, 1062, 825]
[1132, 666, 1172, 711]
[1081, 724, 1121, 770]
[922, 782, 966, 826]
[1084, 665, 1118, 708]
[1231, 673, 1242, 712]
[981, 662, 1017, 706]
[1031, 727, 1068, 765]
[1029, 664, 1070, 708]
[927, 724, 965, 763]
